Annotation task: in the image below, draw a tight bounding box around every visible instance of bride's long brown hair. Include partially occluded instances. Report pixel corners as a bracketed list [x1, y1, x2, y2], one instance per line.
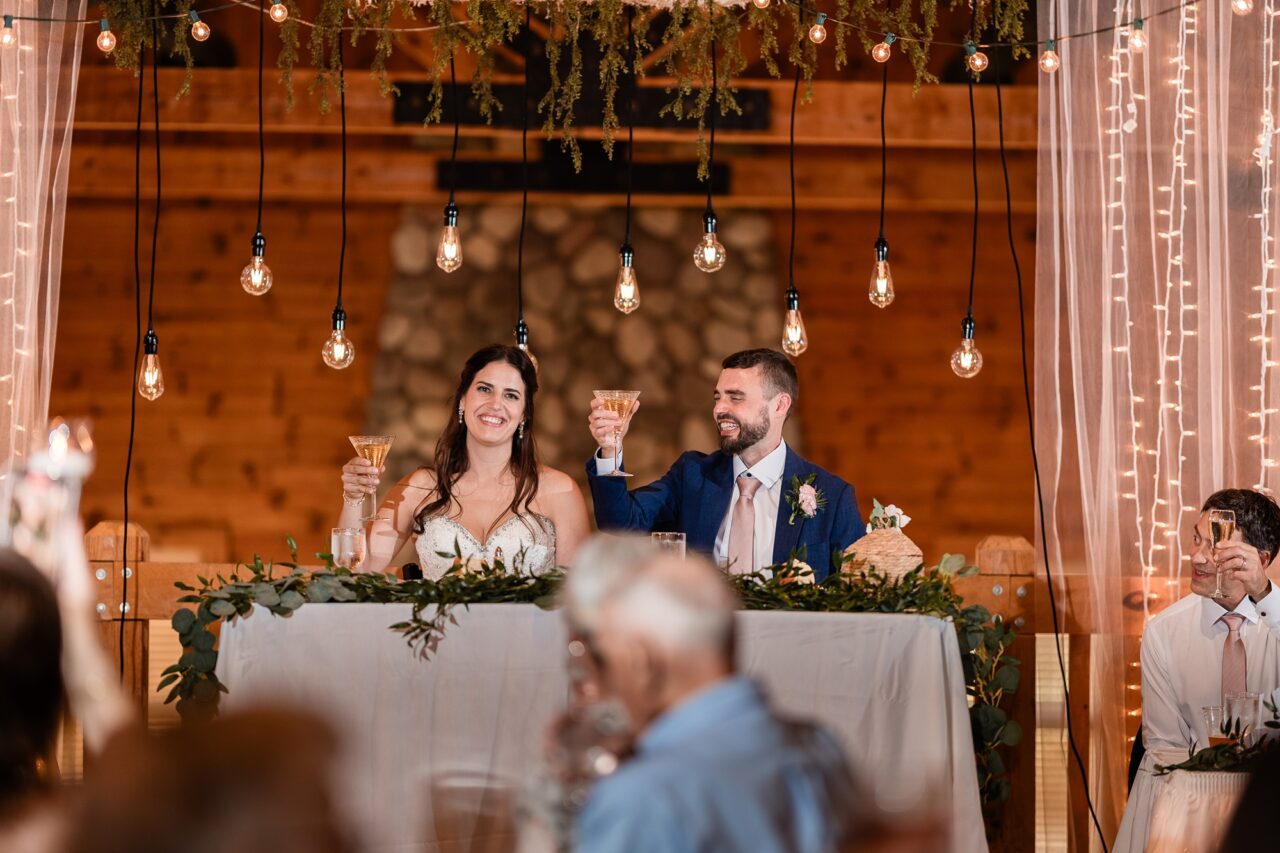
[413, 345, 541, 535]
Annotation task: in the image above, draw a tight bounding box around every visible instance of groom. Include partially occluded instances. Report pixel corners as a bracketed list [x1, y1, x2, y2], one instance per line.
[586, 349, 863, 581]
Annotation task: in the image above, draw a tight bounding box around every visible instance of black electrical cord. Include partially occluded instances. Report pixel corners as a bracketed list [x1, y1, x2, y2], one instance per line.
[877, 58, 887, 242]
[447, 51, 459, 205]
[337, 37, 347, 310]
[255, 0, 265, 236]
[705, 7, 716, 219]
[993, 44, 1110, 853]
[516, 3, 530, 336]
[622, 6, 635, 248]
[964, 56, 977, 320]
[787, 62, 799, 295]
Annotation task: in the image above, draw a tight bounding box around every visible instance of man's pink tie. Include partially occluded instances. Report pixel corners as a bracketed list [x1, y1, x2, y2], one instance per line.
[726, 474, 762, 574]
[1221, 612, 1247, 702]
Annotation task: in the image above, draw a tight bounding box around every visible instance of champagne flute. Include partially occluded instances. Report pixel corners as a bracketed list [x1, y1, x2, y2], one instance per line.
[1209, 508, 1237, 599]
[331, 527, 367, 571]
[349, 434, 394, 522]
[593, 390, 640, 478]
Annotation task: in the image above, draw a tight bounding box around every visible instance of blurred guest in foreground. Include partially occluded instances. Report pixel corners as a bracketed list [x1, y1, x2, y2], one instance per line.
[65, 709, 351, 853]
[570, 547, 862, 852]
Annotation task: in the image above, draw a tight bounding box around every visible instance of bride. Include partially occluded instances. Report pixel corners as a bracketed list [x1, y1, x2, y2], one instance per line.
[337, 345, 590, 578]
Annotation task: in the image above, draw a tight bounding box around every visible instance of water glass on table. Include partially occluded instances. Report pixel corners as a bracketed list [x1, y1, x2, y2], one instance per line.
[1226, 692, 1263, 745]
[651, 532, 686, 559]
[331, 527, 367, 571]
[1203, 705, 1228, 747]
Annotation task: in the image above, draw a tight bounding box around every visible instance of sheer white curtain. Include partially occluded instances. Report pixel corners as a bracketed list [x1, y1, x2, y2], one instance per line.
[0, 0, 84, 491]
[1038, 0, 1277, 844]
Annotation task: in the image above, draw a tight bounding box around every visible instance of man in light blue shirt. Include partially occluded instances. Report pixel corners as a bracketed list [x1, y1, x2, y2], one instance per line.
[573, 550, 859, 852]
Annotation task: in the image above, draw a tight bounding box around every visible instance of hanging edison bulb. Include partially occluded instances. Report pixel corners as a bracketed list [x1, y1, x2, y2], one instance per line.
[781, 289, 808, 357]
[436, 202, 463, 273]
[97, 19, 116, 53]
[322, 307, 355, 369]
[872, 33, 896, 63]
[189, 9, 211, 42]
[614, 244, 640, 314]
[1232, 0, 1254, 15]
[138, 331, 165, 400]
[240, 232, 273, 295]
[965, 42, 989, 73]
[270, 2, 290, 22]
[1039, 39, 1060, 74]
[751, 0, 770, 7]
[1, 16, 15, 47]
[1128, 19, 1147, 54]
[868, 238, 895, 308]
[950, 317, 983, 379]
[808, 13, 828, 45]
[693, 211, 727, 273]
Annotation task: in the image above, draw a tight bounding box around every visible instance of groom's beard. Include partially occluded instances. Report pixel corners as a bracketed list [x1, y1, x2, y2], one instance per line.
[717, 407, 770, 455]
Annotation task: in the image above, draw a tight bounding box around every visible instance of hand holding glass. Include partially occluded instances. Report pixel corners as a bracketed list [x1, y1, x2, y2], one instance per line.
[593, 391, 640, 478]
[349, 434, 394, 521]
[331, 527, 367, 571]
[1209, 508, 1237, 599]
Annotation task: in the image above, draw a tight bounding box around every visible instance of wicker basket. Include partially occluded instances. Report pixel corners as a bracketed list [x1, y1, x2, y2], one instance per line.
[842, 527, 924, 579]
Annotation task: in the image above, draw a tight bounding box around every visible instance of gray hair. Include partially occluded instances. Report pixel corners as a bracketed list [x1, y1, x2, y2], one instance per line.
[560, 533, 661, 636]
[600, 552, 737, 657]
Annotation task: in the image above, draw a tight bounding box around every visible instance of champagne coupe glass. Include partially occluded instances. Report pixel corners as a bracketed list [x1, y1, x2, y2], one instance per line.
[1209, 508, 1237, 599]
[331, 527, 367, 571]
[651, 532, 686, 558]
[349, 434, 395, 521]
[592, 391, 640, 478]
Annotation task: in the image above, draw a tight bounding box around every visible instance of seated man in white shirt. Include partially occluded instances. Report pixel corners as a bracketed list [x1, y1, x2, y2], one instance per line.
[1115, 488, 1280, 852]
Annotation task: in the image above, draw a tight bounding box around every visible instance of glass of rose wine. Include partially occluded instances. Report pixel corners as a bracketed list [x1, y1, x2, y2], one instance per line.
[593, 390, 640, 478]
[349, 434, 394, 521]
[1209, 508, 1236, 599]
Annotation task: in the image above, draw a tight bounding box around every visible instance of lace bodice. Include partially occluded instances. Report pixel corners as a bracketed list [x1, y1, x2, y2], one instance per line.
[414, 513, 557, 580]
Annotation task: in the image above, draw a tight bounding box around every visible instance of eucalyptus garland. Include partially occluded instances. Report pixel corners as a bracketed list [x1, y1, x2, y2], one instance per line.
[97, 0, 1031, 167]
[160, 540, 1019, 812]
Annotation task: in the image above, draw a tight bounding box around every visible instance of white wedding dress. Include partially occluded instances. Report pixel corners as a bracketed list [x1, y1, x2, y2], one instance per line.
[414, 512, 557, 580]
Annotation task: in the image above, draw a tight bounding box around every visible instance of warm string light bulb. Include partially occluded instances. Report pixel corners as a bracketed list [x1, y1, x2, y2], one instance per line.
[965, 42, 989, 74]
[269, 2, 290, 22]
[614, 244, 640, 314]
[1233, 0, 1254, 15]
[950, 316, 984, 379]
[1128, 18, 1147, 54]
[1039, 39, 1060, 74]
[322, 307, 355, 369]
[872, 33, 896, 63]
[240, 232, 273, 295]
[96, 19, 116, 54]
[808, 13, 828, 45]
[188, 9, 211, 42]
[693, 211, 727, 273]
[751, 0, 771, 8]
[782, 289, 808, 356]
[868, 237, 895, 308]
[436, 201, 463, 273]
[138, 330, 165, 400]
[1, 16, 15, 47]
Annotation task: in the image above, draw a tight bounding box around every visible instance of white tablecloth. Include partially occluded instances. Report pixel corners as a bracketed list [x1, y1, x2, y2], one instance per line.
[1117, 750, 1250, 853]
[216, 604, 987, 853]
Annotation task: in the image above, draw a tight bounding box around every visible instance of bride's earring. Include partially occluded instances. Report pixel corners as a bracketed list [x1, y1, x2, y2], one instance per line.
[458, 405, 465, 426]
[517, 421, 525, 441]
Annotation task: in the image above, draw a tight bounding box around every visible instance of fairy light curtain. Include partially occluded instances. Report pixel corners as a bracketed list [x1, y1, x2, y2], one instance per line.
[0, 0, 85, 489]
[1037, 0, 1276, 840]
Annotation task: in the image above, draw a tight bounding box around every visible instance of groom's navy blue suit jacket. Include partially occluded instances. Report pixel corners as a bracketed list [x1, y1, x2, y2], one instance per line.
[586, 446, 863, 581]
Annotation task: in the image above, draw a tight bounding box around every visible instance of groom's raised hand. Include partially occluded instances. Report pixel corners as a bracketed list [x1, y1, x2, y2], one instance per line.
[588, 396, 641, 454]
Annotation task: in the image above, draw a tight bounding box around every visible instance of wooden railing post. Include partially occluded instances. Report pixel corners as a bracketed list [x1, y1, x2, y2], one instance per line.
[85, 522, 150, 723]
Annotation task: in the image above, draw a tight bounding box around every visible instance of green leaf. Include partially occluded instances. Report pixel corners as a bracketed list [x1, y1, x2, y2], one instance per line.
[191, 650, 218, 674]
[306, 581, 333, 603]
[992, 665, 1021, 693]
[985, 748, 1005, 776]
[156, 673, 179, 691]
[171, 609, 196, 633]
[192, 630, 217, 652]
[280, 590, 305, 610]
[1002, 720, 1023, 746]
[209, 599, 237, 618]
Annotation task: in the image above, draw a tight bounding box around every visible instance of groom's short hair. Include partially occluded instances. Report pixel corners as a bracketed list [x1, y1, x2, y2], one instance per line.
[721, 349, 799, 405]
[1202, 489, 1280, 564]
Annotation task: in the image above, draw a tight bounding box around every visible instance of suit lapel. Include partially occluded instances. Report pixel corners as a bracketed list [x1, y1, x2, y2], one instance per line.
[772, 447, 807, 565]
[690, 453, 735, 555]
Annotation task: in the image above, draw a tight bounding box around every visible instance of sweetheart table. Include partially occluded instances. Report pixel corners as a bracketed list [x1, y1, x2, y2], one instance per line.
[216, 603, 987, 852]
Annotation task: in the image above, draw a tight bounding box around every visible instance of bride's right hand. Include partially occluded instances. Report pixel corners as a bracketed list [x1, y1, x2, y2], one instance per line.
[341, 456, 380, 498]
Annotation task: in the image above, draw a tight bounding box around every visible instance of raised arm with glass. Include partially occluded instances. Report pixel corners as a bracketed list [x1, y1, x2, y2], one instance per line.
[1209, 508, 1236, 600]
[348, 434, 394, 521]
[593, 390, 640, 478]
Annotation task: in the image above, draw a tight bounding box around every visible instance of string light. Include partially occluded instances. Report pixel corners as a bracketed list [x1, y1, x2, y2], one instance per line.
[782, 66, 807, 356]
[950, 317, 983, 378]
[1, 15, 14, 46]
[269, 1, 289, 22]
[954, 25, 982, 379]
[514, 4, 537, 369]
[96, 18, 115, 53]
[751, 0, 771, 7]
[322, 36, 354, 369]
[808, 12, 827, 45]
[137, 331, 164, 399]
[615, 8, 640, 315]
[869, 58, 894, 309]
[693, 6, 727, 273]
[965, 41, 988, 73]
[437, 53, 463, 273]
[241, 0, 272, 295]
[1040, 39, 1060, 74]
[872, 32, 895, 63]
[1129, 18, 1147, 53]
[1234, 0, 1255, 14]
[188, 9, 210, 41]
[138, 5, 165, 401]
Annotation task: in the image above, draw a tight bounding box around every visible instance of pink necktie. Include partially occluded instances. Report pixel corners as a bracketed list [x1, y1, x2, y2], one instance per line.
[727, 474, 762, 574]
[1221, 613, 1247, 702]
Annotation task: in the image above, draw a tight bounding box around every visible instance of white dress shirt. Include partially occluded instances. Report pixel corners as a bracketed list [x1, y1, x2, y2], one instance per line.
[1115, 591, 1280, 852]
[713, 440, 788, 573]
[594, 440, 789, 573]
